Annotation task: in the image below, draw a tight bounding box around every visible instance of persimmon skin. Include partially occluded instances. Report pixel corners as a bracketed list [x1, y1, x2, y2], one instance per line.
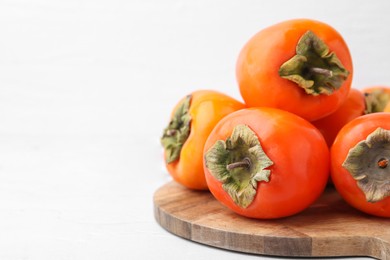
[236, 19, 353, 121]
[312, 88, 365, 147]
[384, 102, 390, 112]
[165, 90, 245, 190]
[331, 113, 390, 217]
[203, 107, 329, 219]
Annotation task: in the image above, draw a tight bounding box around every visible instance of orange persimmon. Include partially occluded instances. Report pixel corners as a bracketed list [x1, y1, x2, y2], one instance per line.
[203, 107, 329, 219]
[236, 19, 353, 121]
[331, 113, 390, 217]
[161, 90, 245, 190]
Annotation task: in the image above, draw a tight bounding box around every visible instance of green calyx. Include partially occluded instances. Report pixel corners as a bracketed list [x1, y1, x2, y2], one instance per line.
[161, 95, 192, 164]
[204, 124, 273, 208]
[364, 90, 390, 114]
[343, 127, 390, 202]
[279, 30, 350, 96]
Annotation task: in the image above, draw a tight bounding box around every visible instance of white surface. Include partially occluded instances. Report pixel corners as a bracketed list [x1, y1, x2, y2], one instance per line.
[0, 0, 389, 259]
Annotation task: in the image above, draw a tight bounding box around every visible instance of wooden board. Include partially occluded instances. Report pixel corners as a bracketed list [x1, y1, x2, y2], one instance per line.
[153, 181, 390, 259]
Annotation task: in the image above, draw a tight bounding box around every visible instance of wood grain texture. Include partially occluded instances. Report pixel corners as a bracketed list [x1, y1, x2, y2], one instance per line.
[154, 181, 390, 259]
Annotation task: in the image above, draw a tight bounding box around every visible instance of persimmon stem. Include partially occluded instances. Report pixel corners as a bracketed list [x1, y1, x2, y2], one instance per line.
[342, 128, 390, 202]
[310, 67, 333, 77]
[166, 129, 177, 136]
[205, 125, 273, 208]
[378, 158, 389, 169]
[226, 157, 252, 170]
[279, 31, 349, 96]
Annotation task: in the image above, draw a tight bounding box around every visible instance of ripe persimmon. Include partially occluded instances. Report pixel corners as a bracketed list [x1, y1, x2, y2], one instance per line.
[331, 113, 390, 217]
[203, 107, 329, 219]
[161, 90, 245, 190]
[236, 19, 353, 121]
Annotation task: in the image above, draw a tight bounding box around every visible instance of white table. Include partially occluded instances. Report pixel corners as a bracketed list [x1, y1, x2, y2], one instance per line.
[1, 0, 389, 259]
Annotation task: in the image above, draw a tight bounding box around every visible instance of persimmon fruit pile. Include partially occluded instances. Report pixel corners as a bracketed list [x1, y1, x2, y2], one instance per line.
[161, 18, 390, 219]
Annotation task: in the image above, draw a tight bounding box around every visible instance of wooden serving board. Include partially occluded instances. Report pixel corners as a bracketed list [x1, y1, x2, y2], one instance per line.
[153, 181, 390, 259]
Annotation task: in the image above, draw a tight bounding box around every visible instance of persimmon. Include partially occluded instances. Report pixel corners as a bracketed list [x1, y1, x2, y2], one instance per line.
[362, 86, 390, 113]
[161, 90, 245, 190]
[312, 88, 365, 147]
[314, 87, 390, 148]
[236, 19, 353, 121]
[203, 107, 329, 219]
[331, 113, 390, 217]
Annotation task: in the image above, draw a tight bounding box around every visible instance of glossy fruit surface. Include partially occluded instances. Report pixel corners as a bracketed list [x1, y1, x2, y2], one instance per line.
[331, 113, 390, 217]
[236, 19, 353, 121]
[203, 107, 329, 219]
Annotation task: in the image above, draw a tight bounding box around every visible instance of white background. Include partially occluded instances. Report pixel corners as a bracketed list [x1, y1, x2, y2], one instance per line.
[0, 0, 389, 259]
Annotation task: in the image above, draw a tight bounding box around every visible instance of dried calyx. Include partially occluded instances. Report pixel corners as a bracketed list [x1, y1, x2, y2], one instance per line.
[161, 95, 192, 163]
[343, 127, 390, 202]
[279, 30, 350, 96]
[204, 124, 273, 208]
[364, 89, 390, 114]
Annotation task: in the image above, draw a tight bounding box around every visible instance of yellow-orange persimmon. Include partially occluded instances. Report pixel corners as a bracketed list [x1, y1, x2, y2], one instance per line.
[161, 90, 245, 190]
